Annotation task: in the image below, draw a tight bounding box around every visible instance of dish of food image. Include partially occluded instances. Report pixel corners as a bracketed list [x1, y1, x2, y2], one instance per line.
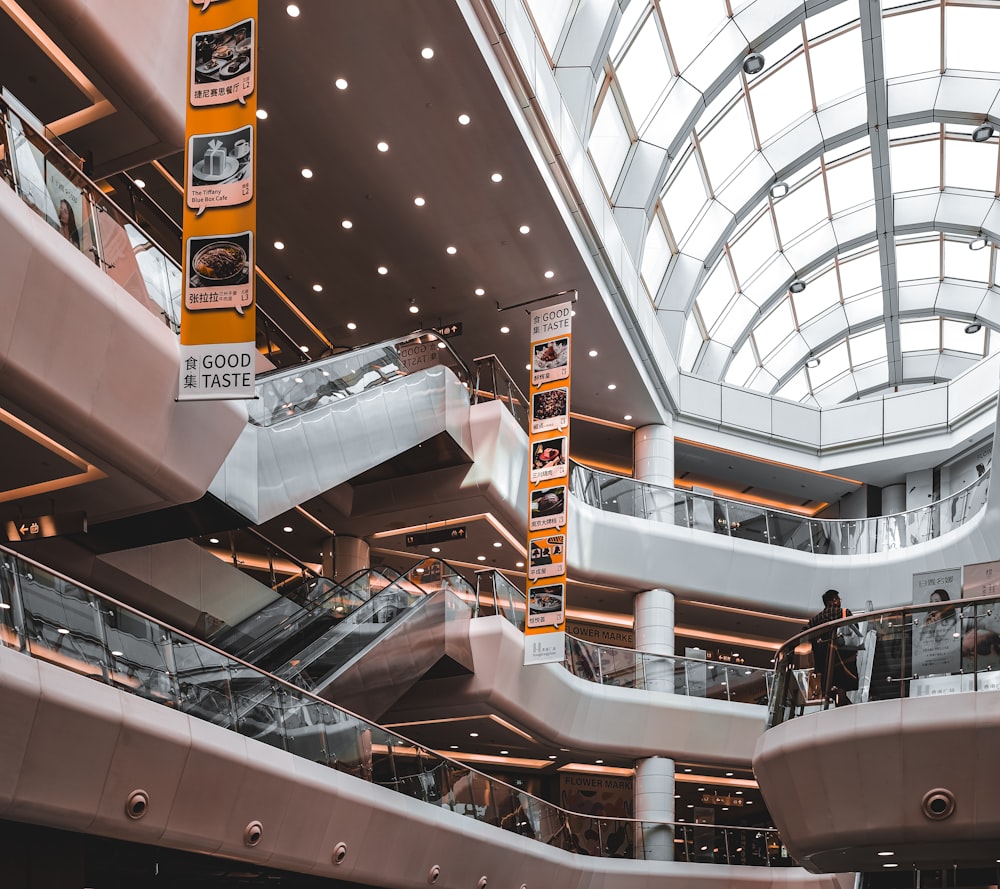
[222, 56, 250, 78]
[532, 389, 567, 421]
[533, 340, 567, 370]
[535, 446, 563, 466]
[213, 44, 235, 60]
[529, 592, 563, 613]
[192, 242, 247, 283]
[236, 38, 253, 53]
[196, 58, 224, 76]
[193, 155, 239, 183]
[532, 490, 564, 516]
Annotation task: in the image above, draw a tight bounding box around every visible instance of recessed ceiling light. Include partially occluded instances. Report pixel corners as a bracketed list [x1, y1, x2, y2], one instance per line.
[469, 732, 478, 738]
[334, 78, 348, 90]
[525, 364, 530, 370]
[519, 225, 530, 234]
[973, 123, 995, 143]
[877, 852, 894, 857]
[414, 196, 426, 207]
[377, 266, 388, 275]
[544, 270, 554, 279]
[409, 302, 420, 314]
[256, 108, 268, 120]
[789, 279, 806, 293]
[493, 541, 502, 548]
[474, 288, 485, 296]
[883, 864, 898, 869]
[341, 220, 353, 229]
[742, 51, 765, 75]
[500, 750, 509, 755]
[301, 168, 313, 179]
[300, 345, 310, 352]
[133, 178, 146, 189]
[450, 745, 459, 750]
[286, 4, 300, 16]
[458, 113, 471, 126]
[446, 246, 457, 255]
[209, 537, 219, 544]
[283, 526, 293, 533]
[273, 240, 285, 250]
[421, 47, 435, 60]
[490, 172, 503, 183]
[970, 235, 988, 251]
[548, 754, 557, 760]
[725, 772, 734, 777]
[376, 141, 389, 152]
[500, 326, 510, 334]
[431, 547, 441, 553]
[588, 349, 598, 357]
[806, 356, 821, 368]
[595, 759, 603, 764]
[437, 342, 447, 349]
[624, 414, 632, 421]
[516, 561, 525, 568]
[683, 768, 692, 773]
[769, 180, 789, 199]
[608, 383, 617, 390]
[347, 322, 357, 330]
[477, 555, 486, 561]
[312, 284, 323, 292]
[965, 322, 983, 334]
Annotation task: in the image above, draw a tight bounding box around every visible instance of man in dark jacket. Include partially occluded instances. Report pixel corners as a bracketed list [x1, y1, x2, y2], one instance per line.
[807, 589, 858, 707]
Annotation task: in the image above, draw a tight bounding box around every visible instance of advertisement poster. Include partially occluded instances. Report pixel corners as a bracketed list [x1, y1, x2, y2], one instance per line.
[525, 301, 572, 664]
[911, 568, 962, 676]
[961, 560, 1000, 672]
[559, 772, 634, 857]
[180, 0, 258, 401]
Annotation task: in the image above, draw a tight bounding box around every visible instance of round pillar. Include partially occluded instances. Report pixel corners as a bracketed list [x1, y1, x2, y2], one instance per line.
[634, 423, 675, 524]
[634, 756, 675, 861]
[330, 536, 369, 582]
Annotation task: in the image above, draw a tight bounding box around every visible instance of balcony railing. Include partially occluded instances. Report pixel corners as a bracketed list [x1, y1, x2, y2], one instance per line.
[570, 462, 990, 556]
[0, 545, 788, 865]
[767, 592, 1000, 728]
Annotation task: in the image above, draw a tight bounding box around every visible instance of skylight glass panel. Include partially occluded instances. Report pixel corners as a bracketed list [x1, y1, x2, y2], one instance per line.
[616, 14, 672, 127]
[849, 327, 888, 365]
[882, 8, 940, 79]
[640, 217, 671, 296]
[943, 239, 990, 283]
[773, 173, 827, 244]
[942, 318, 985, 354]
[896, 239, 941, 281]
[823, 135, 869, 165]
[590, 92, 632, 195]
[900, 318, 940, 351]
[776, 368, 809, 401]
[695, 257, 737, 331]
[764, 26, 806, 71]
[698, 98, 754, 189]
[524, 0, 574, 57]
[680, 313, 705, 370]
[806, 4, 859, 40]
[660, 0, 726, 72]
[825, 154, 875, 214]
[793, 266, 841, 323]
[728, 209, 778, 283]
[662, 150, 708, 240]
[725, 340, 758, 386]
[809, 27, 865, 109]
[945, 5, 1000, 74]
[943, 138, 999, 192]
[713, 293, 759, 345]
[808, 341, 849, 387]
[752, 298, 795, 359]
[748, 55, 812, 146]
[609, 0, 649, 62]
[838, 250, 882, 299]
[890, 139, 940, 192]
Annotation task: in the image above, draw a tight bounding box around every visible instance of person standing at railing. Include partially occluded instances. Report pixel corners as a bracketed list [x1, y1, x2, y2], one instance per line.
[806, 589, 858, 707]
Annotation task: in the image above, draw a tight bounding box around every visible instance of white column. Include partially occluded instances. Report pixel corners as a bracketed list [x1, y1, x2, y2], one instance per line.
[331, 536, 369, 582]
[634, 588, 676, 860]
[634, 422, 674, 524]
[635, 756, 675, 861]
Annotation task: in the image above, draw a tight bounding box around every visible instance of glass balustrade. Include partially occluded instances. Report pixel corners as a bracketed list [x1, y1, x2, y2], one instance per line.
[0, 546, 787, 865]
[471, 354, 530, 431]
[767, 593, 1000, 729]
[570, 462, 991, 556]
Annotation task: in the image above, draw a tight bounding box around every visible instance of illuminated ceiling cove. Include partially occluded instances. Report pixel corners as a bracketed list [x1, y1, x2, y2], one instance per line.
[531, 0, 1000, 407]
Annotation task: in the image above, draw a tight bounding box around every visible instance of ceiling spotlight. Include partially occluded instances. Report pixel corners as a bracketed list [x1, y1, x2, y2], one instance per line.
[742, 52, 765, 75]
[133, 178, 146, 189]
[446, 245, 457, 255]
[286, 4, 300, 16]
[806, 356, 821, 369]
[624, 414, 632, 421]
[312, 284, 323, 292]
[300, 168, 313, 179]
[608, 383, 617, 390]
[965, 321, 983, 334]
[334, 78, 348, 90]
[209, 537, 220, 544]
[474, 288, 485, 296]
[769, 181, 789, 199]
[458, 113, 471, 126]
[544, 270, 555, 279]
[476, 555, 486, 561]
[377, 266, 388, 275]
[414, 196, 426, 207]
[491, 172, 503, 183]
[341, 220, 353, 229]
[283, 526, 293, 533]
[421, 47, 435, 60]
[347, 322, 357, 330]
[376, 141, 389, 152]
[256, 108, 268, 120]
[970, 235, 988, 251]
[273, 240, 285, 250]
[789, 279, 806, 294]
[519, 225, 531, 234]
[300, 345, 310, 352]
[408, 301, 420, 314]
[431, 547, 441, 553]
[493, 541, 502, 548]
[516, 561, 525, 568]
[973, 123, 995, 143]
[500, 325, 510, 334]
[588, 349, 598, 357]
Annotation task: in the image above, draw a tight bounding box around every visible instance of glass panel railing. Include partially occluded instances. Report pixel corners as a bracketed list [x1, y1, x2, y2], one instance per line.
[570, 461, 991, 556]
[474, 569, 526, 630]
[471, 354, 530, 432]
[248, 331, 471, 427]
[0, 546, 791, 865]
[565, 636, 771, 704]
[767, 593, 1000, 728]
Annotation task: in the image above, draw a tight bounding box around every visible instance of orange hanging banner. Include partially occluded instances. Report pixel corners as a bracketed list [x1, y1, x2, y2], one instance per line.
[524, 301, 572, 665]
[180, 0, 258, 400]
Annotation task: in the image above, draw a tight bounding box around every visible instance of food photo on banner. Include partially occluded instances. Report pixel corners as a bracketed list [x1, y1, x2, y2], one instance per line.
[531, 336, 569, 384]
[188, 126, 254, 198]
[530, 387, 568, 435]
[191, 18, 255, 106]
[528, 534, 565, 580]
[530, 485, 566, 531]
[528, 582, 564, 628]
[185, 231, 253, 313]
[911, 568, 962, 677]
[530, 435, 567, 483]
